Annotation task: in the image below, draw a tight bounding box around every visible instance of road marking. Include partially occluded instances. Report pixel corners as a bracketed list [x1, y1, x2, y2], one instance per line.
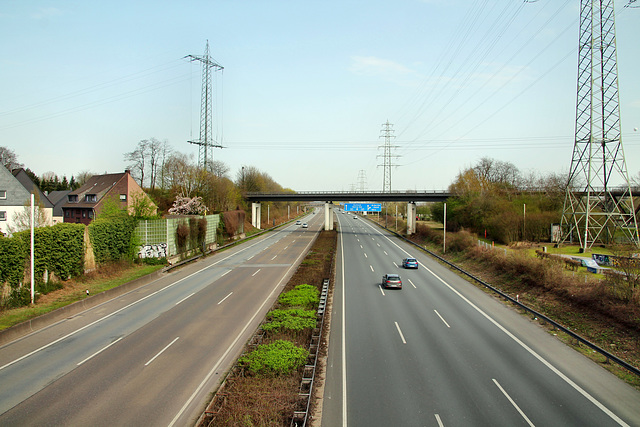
[358, 217, 630, 426]
[145, 337, 179, 366]
[271, 255, 277, 260]
[221, 270, 230, 277]
[360, 245, 363, 249]
[252, 269, 261, 277]
[394, 322, 407, 344]
[393, 262, 398, 268]
[77, 337, 123, 366]
[217, 292, 233, 305]
[379, 285, 385, 296]
[384, 251, 388, 256]
[370, 265, 374, 272]
[408, 278, 417, 288]
[364, 253, 368, 258]
[434, 310, 451, 328]
[170, 226, 320, 427]
[377, 243, 380, 247]
[435, 414, 444, 427]
[175, 293, 195, 306]
[247, 255, 254, 260]
[284, 245, 288, 250]
[493, 379, 534, 426]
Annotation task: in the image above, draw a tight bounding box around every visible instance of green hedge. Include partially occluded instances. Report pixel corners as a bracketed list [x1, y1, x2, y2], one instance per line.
[278, 284, 320, 309]
[89, 216, 138, 264]
[262, 308, 316, 333]
[0, 234, 27, 288]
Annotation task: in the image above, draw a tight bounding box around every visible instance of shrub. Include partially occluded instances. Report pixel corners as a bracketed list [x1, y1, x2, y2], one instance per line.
[278, 284, 319, 309]
[446, 229, 476, 253]
[239, 340, 308, 377]
[262, 309, 316, 333]
[89, 216, 138, 264]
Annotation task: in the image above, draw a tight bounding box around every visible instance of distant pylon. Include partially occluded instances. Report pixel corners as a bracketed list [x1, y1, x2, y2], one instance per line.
[378, 121, 399, 193]
[187, 40, 224, 171]
[560, 0, 639, 249]
[357, 170, 367, 192]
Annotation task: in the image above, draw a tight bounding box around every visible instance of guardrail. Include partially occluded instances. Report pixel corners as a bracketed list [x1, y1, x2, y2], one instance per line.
[373, 220, 640, 378]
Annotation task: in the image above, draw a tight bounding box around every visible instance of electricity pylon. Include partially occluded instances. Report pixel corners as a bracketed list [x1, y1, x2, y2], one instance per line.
[378, 121, 399, 193]
[187, 40, 224, 171]
[560, 0, 639, 249]
[357, 170, 367, 192]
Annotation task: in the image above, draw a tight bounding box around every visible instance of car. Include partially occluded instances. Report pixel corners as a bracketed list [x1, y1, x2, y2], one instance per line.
[402, 258, 418, 269]
[296, 220, 301, 225]
[302, 223, 308, 228]
[382, 273, 402, 289]
[353, 215, 357, 219]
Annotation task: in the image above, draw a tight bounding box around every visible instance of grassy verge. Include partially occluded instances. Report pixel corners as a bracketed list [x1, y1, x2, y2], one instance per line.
[0, 262, 163, 331]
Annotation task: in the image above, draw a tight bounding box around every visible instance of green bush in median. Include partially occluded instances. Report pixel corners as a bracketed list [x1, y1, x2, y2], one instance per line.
[262, 309, 316, 333]
[239, 340, 308, 377]
[278, 284, 319, 309]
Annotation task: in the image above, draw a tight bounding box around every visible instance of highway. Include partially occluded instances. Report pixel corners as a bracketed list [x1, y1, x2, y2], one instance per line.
[0, 211, 322, 426]
[321, 212, 640, 426]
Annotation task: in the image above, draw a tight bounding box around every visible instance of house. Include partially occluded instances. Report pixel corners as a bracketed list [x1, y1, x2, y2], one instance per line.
[62, 170, 157, 224]
[47, 190, 72, 225]
[0, 167, 53, 236]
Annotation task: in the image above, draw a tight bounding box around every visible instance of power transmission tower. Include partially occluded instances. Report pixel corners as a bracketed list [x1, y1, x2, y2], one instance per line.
[378, 121, 400, 193]
[187, 40, 224, 171]
[560, 0, 639, 250]
[357, 170, 367, 192]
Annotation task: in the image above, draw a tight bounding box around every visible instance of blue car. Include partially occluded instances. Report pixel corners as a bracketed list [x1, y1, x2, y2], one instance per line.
[402, 258, 418, 269]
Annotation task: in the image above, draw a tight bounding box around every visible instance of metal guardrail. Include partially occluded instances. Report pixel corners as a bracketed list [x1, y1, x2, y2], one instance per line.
[291, 278, 330, 427]
[374, 221, 640, 378]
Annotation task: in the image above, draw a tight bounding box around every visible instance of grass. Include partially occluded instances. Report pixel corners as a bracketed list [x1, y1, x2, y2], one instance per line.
[0, 263, 163, 331]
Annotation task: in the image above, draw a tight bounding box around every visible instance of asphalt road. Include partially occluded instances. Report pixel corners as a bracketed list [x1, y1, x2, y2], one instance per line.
[322, 212, 640, 426]
[0, 211, 322, 426]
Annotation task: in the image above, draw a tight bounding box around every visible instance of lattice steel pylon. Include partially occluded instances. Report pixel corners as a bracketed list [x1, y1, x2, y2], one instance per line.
[187, 40, 224, 171]
[357, 170, 367, 192]
[560, 0, 639, 249]
[378, 121, 399, 193]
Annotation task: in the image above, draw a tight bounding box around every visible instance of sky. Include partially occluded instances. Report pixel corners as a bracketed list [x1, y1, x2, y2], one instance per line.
[1, 0, 639, 192]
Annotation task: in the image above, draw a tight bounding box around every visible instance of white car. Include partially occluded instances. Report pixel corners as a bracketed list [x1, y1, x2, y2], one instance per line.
[302, 223, 308, 228]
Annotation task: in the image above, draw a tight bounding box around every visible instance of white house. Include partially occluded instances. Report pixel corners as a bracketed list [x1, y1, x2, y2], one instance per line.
[0, 167, 53, 236]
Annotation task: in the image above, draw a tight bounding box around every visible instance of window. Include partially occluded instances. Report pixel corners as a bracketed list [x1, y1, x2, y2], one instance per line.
[0, 190, 6, 200]
[82, 210, 86, 218]
[120, 194, 127, 201]
[0, 211, 6, 221]
[86, 194, 97, 202]
[65, 210, 70, 218]
[68, 194, 78, 203]
[88, 211, 94, 219]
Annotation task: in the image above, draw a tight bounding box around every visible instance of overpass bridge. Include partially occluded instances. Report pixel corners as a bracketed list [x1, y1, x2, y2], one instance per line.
[246, 191, 451, 234]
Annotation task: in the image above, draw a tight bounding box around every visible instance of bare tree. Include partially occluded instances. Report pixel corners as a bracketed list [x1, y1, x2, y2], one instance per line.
[75, 170, 94, 187]
[124, 139, 149, 187]
[0, 146, 22, 171]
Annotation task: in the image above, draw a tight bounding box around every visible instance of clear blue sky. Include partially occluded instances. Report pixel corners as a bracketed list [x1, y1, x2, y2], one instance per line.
[1, 0, 639, 191]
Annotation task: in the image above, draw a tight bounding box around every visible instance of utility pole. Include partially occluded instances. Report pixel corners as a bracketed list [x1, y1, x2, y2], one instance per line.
[377, 121, 399, 193]
[187, 40, 224, 172]
[560, 0, 639, 250]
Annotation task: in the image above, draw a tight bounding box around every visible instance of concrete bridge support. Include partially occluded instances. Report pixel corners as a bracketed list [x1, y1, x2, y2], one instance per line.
[252, 202, 261, 229]
[324, 203, 334, 230]
[407, 202, 416, 235]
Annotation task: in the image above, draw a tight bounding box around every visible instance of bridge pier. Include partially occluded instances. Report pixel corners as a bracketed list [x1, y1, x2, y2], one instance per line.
[252, 202, 261, 229]
[324, 203, 334, 230]
[407, 202, 416, 235]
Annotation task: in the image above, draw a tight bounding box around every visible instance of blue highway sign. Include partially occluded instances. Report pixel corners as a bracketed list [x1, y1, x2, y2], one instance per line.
[344, 203, 382, 212]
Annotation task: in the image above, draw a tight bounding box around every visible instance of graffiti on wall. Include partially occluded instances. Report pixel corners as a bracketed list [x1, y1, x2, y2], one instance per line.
[138, 243, 168, 259]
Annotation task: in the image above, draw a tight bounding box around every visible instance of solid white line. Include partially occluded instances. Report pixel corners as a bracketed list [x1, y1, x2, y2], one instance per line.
[0, 233, 284, 373]
[434, 310, 451, 328]
[370, 265, 374, 272]
[341, 221, 348, 427]
[252, 269, 261, 277]
[77, 337, 123, 366]
[394, 321, 407, 344]
[435, 414, 444, 427]
[217, 292, 233, 305]
[359, 218, 629, 426]
[145, 337, 179, 367]
[493, 379, 535, 426]
[379, 285, 386, 296]
[169, 226, 320, 427]
[408, 278, 417, 289]
[175, 293, 195, 306]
